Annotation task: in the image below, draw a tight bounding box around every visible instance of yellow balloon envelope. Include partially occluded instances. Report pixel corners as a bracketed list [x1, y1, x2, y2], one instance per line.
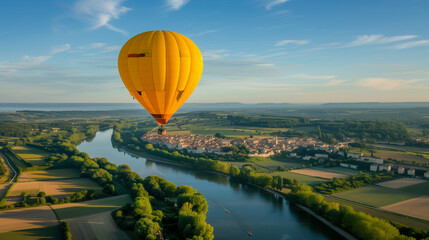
[118, 30, 203, 125]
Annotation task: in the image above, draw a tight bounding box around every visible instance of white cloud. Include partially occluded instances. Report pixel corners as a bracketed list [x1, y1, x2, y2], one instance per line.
[390, 40, 429, 49]
[346, 34, 417, 47]
[77, 43, 107, 50]
[325, 79, 346, 86]
[266, 0, 289, 10]
[202, 50, 229, 60]
[275, 40, 309, 46]
[166, 0, 190, 11]
[289, 74, 336, 80]
[73, 0, 131, 34]
[188, 29, 218, 37]
[51, 44, 71, 54]
[22, 55, 52, 64]
[355, 78, 427, 90]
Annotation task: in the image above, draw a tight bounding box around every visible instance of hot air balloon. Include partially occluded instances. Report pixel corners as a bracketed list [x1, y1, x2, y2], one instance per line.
[118, 30, 203, 135]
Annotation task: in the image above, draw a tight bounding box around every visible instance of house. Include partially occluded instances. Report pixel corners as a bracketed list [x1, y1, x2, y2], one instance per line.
[340, 163, 349, 168]
[315, 153, 329, 159]
[347, 153, 362, 159]
[379, 164, 391, 172]
[349, 164, 358, 169]
[424, 171, 429, 179]
[303, 156, 311, 161]
[370, 164, 378, 172]
[337, 151, 345, 157]
[398, 167, 405, 174]
[407, 169, 415, 176]
[290, 153, 297, 157]
[361, 157, 384, 164]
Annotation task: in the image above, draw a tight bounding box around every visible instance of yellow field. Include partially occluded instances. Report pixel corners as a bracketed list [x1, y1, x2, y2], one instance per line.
[12, 146, 49, 166]
[7, 178, 103, 205]
[377, 178, 427, 189]
[381, 196, 429, 221]
[290, 168, 348, 179]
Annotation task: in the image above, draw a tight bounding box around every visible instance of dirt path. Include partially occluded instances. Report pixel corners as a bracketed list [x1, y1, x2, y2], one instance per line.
[0, 205, 58, 233]
[65, 211, 132, 240]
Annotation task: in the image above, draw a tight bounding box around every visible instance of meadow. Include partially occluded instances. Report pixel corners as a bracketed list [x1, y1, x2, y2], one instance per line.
[19, 168, 81, 182]
[332, 185, 418, 207]
[11, 146, 49, 166]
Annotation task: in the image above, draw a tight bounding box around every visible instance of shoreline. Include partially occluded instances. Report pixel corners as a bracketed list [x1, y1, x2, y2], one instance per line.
[116, 145, 357, 239]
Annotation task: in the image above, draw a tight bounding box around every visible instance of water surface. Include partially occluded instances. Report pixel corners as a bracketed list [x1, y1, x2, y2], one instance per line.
[77, 129, 342, 240]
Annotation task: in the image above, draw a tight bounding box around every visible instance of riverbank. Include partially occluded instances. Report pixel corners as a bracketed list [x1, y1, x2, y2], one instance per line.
[117, 145, 356, 240]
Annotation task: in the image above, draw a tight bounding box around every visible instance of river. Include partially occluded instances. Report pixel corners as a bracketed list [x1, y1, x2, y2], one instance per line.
[77, 129, 342, 240]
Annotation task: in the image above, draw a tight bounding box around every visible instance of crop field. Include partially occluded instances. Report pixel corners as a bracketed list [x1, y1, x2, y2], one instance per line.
[66, 211, 132, 240]
[373, 144, 429, 153]
[267, 171, 329, 185]
[290, 169, 348, 179]
[381, 196, 429, 221]
[398, 181, 429, 196]
[376, 178, 427, 189]
[0, 206, 58, 233]
[11, 146, 49, 166]
[52, 194, 132, 219]
[7, 178, 103, 205]
[324, 195, 429, 231]
[311, 166, 362, 176]
[374, 150, 428, 163]
[332, 185, 418, 207]
[19, 168, 81, 182]
[0, 225, 62, 240]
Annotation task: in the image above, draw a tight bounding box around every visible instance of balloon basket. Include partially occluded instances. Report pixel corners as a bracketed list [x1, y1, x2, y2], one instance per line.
[157, 125, 167, 135]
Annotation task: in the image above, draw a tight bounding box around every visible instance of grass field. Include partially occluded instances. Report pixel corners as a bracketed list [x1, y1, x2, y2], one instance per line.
[376, 178, 427, 189]
[66, 211, 132, 240]
[11, 146, 49, 166]
[324, 195, 429, 231]
[332, 185, 418, 207]
[52, 194, 132, 219]
[266, 171, 329, 185]
[398, 181, 429, 196]
[19, 168, 81, 182]
[0, 225, 62, 240]
[311, 166, 363, 176]
[290, 168, 348, 179]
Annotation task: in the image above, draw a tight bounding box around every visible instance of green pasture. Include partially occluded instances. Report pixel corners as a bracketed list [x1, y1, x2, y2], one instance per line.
[22, 168, 81, 181]
[0, 225, 62, 240]
[12, 146, 49, 166]
[311, 166, 363, 176]
[59, 178, 104, 195]
[53, 195, 133, 219]
[398, 181, 429, 196]
[332, 185, 418, 207]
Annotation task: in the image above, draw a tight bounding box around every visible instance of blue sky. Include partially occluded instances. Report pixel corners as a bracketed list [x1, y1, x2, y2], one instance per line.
[0, 0, 428, 103]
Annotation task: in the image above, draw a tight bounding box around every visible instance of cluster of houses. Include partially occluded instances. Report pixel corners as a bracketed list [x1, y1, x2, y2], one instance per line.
[141, 132, 347, 157]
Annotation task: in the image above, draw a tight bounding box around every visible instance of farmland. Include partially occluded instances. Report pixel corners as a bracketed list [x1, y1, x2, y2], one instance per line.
[51, 194, 132, 219]
[332, 185, 418, 207]
[66, 211, 132, 240]
[11, 146, 49, 166]
[0, 206, 58, 233]
[377, 178, 427, 189]
[381, 196, 429, 221]
[398, 181, 429, 196]
[0, 225, 62, 240]
[310, 166, 362, 176]
[6, 178, 104, 205]
[19, 168, 81, 182]
[290, 168, 348, 179]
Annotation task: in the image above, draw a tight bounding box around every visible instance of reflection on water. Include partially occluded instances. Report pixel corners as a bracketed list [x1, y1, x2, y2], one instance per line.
[77, 129, 343, 240]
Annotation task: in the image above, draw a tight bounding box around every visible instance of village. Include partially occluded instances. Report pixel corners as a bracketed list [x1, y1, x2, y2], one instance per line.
[142, 132, 429, 179]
